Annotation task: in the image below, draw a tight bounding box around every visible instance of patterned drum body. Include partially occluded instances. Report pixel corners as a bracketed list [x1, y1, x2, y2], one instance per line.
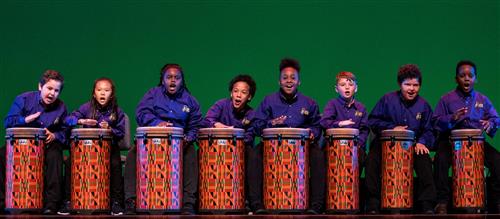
[136, 127, 184, 213]
[451, 129, 484, 209]
[381, 129, 415, 210]
[5, 128, 46, 213]
[198, 128, 245, 213]
[325, 128, 359, 213]
[70, 128, 112, 213]
[262, 128, 310, 212]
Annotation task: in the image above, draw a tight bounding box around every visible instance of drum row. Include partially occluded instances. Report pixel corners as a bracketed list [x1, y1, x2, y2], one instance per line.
[4, 127, 485, 213]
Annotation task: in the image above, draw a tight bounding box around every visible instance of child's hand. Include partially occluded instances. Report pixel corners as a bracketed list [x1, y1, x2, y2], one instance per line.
[452, 107, 468, 121]
[480, 120, 492, 133]
[25, 112, 42, 123]
[157, 121, 173, 127]
[393, 126, 408, 130]
[415, 143, 429, 155]
[338, 119, 355, 127]
[44, 128, 55, 144]
[271, 115, 287, 126]
[79, 119, 98, 126]
[99, 121, 110, 129]
[214, 122, 233, 128]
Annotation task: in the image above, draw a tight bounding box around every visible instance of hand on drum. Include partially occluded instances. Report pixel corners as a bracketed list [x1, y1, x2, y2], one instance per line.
[99, 121, 110, 129]
[452, 107, 468, 121]
[79, 119, 98, 126]
[271, 115, 287, 126]
[480, 120, 493, 133]
[393, 126, 408, 130]
[339, 119, 355, 127]
[24, 112, 41, 123]
[157, 121, 173, 127]
[214, 122, 233, 128]
[415, 143, 429, 155]
[44, 128, 55, 143]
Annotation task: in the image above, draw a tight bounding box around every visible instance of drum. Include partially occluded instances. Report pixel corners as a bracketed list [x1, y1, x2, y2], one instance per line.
[262, 128, 310, 212]
[451, 129, 484, 210]
[198, 128, 245, 214]
[325, 128, 360, 213]
[5, 128, 46, 214]
[380, 129, 415, 210]
[135, 127, 184, 214]
[70, 128, 112, 214]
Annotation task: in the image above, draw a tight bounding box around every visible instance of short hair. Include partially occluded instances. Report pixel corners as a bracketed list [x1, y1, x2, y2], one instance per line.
[456, 60, 477, 76]
[39, 69, 64, 91]
[336, 71, 357, 84]
[228, 74, 257, 98]
[397, 64, 422, 85]
[279, 58, 300, 73]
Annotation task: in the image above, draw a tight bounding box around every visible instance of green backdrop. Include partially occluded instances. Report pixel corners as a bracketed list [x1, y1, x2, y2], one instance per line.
[1, 0, 499, 149]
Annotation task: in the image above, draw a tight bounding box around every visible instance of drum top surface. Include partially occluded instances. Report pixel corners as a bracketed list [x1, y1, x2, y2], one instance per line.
[262, 128, 310, 138]
[71, 128, 113, 138]
[136, 126, 184, 136]
[198, 128, 244, 138]
[451, 129, 483, 138]
[6, 127, 46, 138]
[380, 129, 415, 139]
[325, 128, 359, 136]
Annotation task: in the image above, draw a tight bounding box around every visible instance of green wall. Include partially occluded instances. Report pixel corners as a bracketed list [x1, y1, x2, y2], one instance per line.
[1, 0, 499, 149]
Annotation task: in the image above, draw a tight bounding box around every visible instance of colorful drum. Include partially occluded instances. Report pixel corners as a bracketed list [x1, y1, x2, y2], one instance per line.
[135, 127, 184, 214]
[5, 128, 46, 214]
[380, 129, 415, 210]
[325, 128, 360, 213]
[262, 128, 310, 212]
[198, 128, 245, 213]
[451, 129, 484, 210]
[70, 128, 112, 213]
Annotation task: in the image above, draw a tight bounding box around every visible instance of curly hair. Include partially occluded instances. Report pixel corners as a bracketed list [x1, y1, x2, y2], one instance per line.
[228, 74, 257, 99]
[397, 64, 422, 85]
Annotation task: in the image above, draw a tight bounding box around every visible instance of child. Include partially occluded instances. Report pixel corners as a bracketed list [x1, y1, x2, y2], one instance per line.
[433, 60, 500, 214]
[365, 64, 436, 214]
[320, 71, 369, 178]
[58, 77, 125, 215]
[123, 63, 203, 215]
[250, 58, 324, 214]
[1, 70, 68, 214]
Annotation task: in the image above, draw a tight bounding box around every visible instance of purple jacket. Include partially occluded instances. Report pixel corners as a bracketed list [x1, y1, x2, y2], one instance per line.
[433, 88, 499, 138]
[65, 102, 126, 139]
[320, 97, 369, 149]
[202, 98, 255, 144]
[253, 91, 321, 139]
[368, 91, 434, 148]
[136, 86, 202, 143]
[4, 91, 68, 144]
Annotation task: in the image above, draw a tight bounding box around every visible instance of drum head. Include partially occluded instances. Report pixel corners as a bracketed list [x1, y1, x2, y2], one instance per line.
[198, 128, 244, 138]
[136, 126, 184, 138]
[262, 128, 310, 139]
[6, 127, 46, 139]
[380, 129, 415, 140]
[450, 129, 483, 140]
[71, 128, 113, 139]
[325, 128, 359, 137]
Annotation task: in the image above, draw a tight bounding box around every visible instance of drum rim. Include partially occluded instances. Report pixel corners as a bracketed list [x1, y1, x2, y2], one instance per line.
[198, 127, 245, 138]
[136, 126, 184, 137]
[380, 129, 415, 139]
[5, 127, 47, 138]
[70, 128, 113, 139]
[262, 128, 310, 139]
[325, 128, 360, 136]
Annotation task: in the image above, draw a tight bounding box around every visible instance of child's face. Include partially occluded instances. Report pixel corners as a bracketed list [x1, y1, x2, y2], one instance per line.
[335, 78, 357, 99]
[279, 67, 300, 96]
[455, 64, 476, 93]
[93, 80, 113, 106]
[38, 79, 62, 105]
[399, 78, 421, 101]
[163, 68, 183, 95]
[231, 81, 251, 111]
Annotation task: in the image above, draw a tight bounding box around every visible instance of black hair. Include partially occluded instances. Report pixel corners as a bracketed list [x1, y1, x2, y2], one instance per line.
[158, 63, 190, 93]
[279, 58, 301, 73]
[397, 64, 422, 85]
[90, 77, 119, 122]
[228, 74, 257, 100]
[456, 60, 477, 77]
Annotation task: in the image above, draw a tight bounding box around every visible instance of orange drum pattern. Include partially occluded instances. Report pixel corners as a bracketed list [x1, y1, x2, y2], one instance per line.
[325, 128, 359, 212]
[136, 127, 184, 213]
[5, 128, 46, 212]
[451, 129, 485, 209]
[198, 128, 245, 213]
[70, 128, 112, 212]
[262, 128, 310, 212]
[380, 130, 415, 210]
